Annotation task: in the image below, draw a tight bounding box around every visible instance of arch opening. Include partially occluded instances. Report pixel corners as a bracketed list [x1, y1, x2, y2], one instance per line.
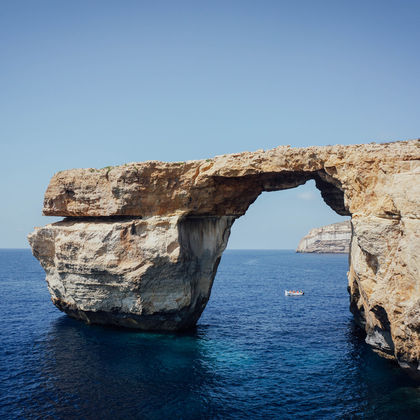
[225, 178, 349, 251]
[200, 169, 350, 220]
[176, 177, 351, 333]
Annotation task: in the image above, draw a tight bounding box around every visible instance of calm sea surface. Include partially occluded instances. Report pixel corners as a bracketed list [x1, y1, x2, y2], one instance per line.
[1, 249, 419, 419]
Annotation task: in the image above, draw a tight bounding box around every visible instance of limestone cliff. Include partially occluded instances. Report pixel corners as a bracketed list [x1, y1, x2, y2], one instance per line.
[28, 139, 420, 378]
[28, 216, 233, 330]
[296, 221, 351, 253]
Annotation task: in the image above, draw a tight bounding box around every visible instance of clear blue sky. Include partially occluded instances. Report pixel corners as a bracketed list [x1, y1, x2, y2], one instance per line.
[1, 0, 419, 248]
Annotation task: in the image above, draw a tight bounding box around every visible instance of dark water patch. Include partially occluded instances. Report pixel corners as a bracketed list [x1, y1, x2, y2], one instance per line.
[0, 249, 419, 419]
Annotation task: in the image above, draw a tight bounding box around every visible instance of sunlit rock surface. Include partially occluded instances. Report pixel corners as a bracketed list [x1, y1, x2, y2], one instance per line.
[28, 216, 233, 330]
[296, 221, 351, 253]
[29, 139, 420, 378]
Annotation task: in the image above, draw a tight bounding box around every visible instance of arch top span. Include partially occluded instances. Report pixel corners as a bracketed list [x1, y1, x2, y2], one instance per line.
[29, 140, 420, 378]
[42, 141, 392, 219]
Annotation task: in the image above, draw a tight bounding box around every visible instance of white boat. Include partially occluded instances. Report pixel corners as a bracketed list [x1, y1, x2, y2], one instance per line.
[284, 290, 304, 296]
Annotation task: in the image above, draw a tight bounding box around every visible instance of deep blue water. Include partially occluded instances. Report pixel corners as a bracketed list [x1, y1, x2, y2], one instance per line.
[1, 249, 419, 419]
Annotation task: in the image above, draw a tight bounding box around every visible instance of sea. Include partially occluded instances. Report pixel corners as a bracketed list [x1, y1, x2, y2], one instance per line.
[1, 249, 419, 419]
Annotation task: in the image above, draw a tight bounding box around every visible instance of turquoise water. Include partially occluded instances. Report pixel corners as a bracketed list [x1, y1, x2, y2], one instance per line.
[1, 249, 419, 419]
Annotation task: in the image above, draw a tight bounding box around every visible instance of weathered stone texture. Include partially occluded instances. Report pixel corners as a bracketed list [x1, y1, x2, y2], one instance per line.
[28, 216, 234, 330]
[29, 139, 420, 378]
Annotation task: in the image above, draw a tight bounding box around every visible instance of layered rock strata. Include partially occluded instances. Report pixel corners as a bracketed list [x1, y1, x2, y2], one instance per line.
[29, 216, 233, 330]
[296, 221, 351, 253]
[29, 140, 420, 378]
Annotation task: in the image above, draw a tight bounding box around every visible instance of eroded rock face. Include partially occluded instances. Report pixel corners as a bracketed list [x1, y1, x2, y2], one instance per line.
[28, 216, 234, 330]
[29, 139, 420, 378]
[296, 221, 351, 253]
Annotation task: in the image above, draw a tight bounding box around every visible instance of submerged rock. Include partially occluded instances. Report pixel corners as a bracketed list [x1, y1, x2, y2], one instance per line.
[29, 139, 420, 378]
[296, 221, 351, 253]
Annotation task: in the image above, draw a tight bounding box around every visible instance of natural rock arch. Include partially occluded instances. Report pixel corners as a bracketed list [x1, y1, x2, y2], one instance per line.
[29, 140, 420, 377]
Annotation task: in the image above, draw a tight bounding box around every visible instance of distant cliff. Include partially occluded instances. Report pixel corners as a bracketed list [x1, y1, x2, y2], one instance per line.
[296, 221, 351, 253]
